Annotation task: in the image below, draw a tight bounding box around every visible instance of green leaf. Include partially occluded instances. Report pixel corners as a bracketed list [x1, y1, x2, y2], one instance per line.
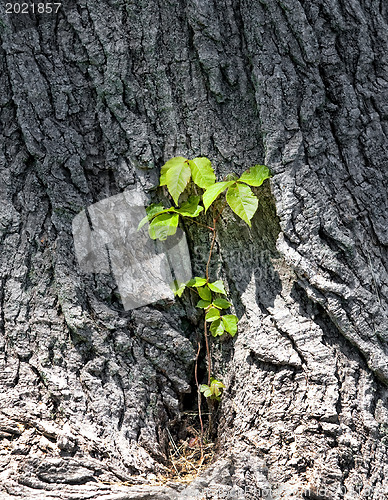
[221, 314, 238, 336]
[198, 286, 212, 302]
[190, 157, 216, 189]
[205, 308, 220, 322]
[210, 318, 225, 337]
[226, 183, 258, 227]
[175, 196, 204, 218]
[173, 282, 186, 298]
[137, 203, 169, 230]
[200, 379, 225, 400]
[196, 300, 211, 309]
[210, 378, 225, 398]
[186, 277, 207, 287]
[148, 213, 179, 240]
[140, 196, 203, 230]
[203, 181, 235, 211]
[208, 280, 226, 295]
[238, 164, 271, 187]
[146, 203, 167, 217]
[160, 157, 187, 186]
[200, 385, 212, 398]
[210, 377, 225, 388]
[165, 159, 192, 204]
[213, 298, 231, 309]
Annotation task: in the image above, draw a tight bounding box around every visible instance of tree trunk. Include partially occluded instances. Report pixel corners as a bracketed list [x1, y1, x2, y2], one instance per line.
[1, 0, 387, 498]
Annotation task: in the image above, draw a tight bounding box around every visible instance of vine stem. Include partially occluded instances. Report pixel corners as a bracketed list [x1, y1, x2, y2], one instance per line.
[195, 200, 228, 453]
[194, 338, 204, 461]
[183, 216, 214, 231]
[204, 317, 213, 436]
[204, 319, 211, 386]
[215, 200, 228, 224]
[205, 200, 227, 281]
[206, 218, 217, 282]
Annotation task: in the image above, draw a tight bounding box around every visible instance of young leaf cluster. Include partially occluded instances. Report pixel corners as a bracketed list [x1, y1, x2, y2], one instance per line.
[200, 378, 225, 401]
[178, 277, 238, 337]
[138, 195, 203, 241]
[140, 157, 271, 240]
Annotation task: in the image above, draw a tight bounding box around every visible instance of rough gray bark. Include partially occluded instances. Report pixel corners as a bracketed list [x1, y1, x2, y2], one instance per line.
[0, 0, 387, 499]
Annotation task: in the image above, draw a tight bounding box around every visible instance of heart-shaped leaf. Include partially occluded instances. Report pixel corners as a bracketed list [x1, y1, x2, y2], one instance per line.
[226, 183, 258, 226]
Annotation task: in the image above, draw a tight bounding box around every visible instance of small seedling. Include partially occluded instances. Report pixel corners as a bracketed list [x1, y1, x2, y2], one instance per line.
[200, 378, 225, 401]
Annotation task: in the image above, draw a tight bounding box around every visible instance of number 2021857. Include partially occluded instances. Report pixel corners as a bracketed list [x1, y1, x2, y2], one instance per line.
[5, 3, 62, 14]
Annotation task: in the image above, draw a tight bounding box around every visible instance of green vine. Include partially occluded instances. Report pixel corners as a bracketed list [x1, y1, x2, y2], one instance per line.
[141, 156, 271, 452]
